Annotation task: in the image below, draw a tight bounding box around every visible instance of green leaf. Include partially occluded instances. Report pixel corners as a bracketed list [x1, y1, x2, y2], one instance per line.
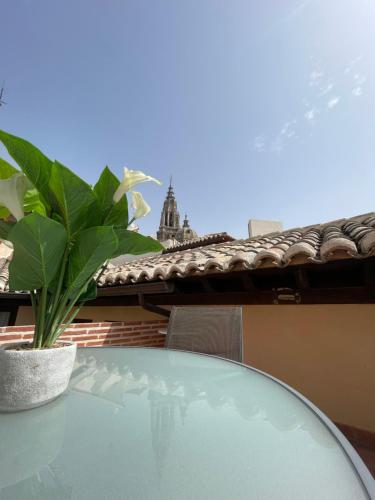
[0, 207, 9, 219]
[0, 159, 20, 218]
[93, 166, 120, 218]
[77, 279, 97, 303]
[48, 161, 96, 238]
[112, 229, 163, 258]
[65, 226, 118, 294]
[7, 213, 68, 291]
[0, 220, 15, 239]
[0, 130, 52, 201]
[23, 188, 47, 216]
[0, 158, 19, 179]
[103, 196, 128, 227]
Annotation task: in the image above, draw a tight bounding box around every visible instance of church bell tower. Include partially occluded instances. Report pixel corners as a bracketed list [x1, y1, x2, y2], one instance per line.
[156, 178, 181, 242]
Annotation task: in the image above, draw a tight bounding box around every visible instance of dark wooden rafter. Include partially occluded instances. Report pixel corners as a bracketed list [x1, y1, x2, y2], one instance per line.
[137, 293, 171, 318]
[294, 268, 310, 289]
[363, 260, 375, 287]
[241, 273, 256, 291]
[200, 277, 217, 293]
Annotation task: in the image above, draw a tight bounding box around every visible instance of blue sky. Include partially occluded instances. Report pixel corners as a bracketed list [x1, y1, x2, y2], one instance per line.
[1, 0, 374, 238]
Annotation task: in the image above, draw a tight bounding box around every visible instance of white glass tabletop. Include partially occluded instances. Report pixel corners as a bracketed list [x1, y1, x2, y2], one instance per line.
[0, 347, 373, 500]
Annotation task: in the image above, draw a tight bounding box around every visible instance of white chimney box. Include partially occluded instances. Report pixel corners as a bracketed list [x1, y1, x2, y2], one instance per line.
[248, 219, 283, 237]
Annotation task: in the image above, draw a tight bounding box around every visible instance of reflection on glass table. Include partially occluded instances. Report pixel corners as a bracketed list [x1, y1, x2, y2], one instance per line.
[0, 347, 374, 500]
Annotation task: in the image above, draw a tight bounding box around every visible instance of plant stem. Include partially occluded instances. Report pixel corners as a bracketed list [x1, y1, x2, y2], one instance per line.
[44, 248, 69, 334]
[36, 287, 48, 348]
[30, 291, 38, 348]
[51, 304, 83, 344]
[44, 277, 91, 347]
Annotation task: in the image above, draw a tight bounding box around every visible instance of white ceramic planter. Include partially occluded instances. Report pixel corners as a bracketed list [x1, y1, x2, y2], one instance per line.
[0, 341, 77, 412]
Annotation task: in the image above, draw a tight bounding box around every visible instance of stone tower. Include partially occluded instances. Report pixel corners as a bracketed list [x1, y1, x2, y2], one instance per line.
[175, 214, 197, 242]
[156, 179, 181, 242]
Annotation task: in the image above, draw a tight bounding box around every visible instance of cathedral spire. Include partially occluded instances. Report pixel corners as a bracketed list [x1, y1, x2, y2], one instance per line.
[167, 175, 174, 197]
[156, 179, 180, 242]
[156, 180, 198, 244]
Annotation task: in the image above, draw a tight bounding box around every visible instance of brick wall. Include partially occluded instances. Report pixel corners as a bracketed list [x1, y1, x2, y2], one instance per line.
[0, 320, 168, 348]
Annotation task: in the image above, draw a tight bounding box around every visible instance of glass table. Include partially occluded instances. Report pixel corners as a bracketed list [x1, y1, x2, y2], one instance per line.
[0, 347, 374, 499]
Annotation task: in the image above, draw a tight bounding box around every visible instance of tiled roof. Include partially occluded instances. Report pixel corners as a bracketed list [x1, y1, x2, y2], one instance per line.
[100, 212, 375, 287]
[162, 232, 235, 253]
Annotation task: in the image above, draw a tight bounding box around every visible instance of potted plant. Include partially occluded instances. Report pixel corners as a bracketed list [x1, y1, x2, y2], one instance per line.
[0, 130, 163, 411]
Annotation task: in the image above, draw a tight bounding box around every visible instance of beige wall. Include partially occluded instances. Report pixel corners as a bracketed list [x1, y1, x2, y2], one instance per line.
[243, 305, 375, 433]
[15, 302, 375, 432]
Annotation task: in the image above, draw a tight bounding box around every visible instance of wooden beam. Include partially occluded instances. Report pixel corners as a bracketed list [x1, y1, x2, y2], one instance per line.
[137, 293, 171, 318]
[294, 268, 310, 289]
[200, 277, 216, 293]
[363, 261, 375, 287]
[143, 287, 375, 305]
[98, 281, 174, 297]
[241, 273, 256, 291]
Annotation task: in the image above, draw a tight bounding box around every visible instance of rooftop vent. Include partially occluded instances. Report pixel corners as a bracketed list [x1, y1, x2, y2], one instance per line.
[248, 219, 283, 237]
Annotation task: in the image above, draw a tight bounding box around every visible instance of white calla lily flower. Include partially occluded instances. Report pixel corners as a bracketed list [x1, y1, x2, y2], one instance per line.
[113, 167, 162, 202]
[131, 191, 151, 220]
[0, 172, 29, 220]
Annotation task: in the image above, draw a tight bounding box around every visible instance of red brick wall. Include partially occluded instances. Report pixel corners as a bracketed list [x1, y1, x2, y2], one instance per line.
[0, 320, 168, 348]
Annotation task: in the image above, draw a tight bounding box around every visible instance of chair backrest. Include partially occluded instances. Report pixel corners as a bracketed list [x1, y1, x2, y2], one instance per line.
[165, 307, 243, 362]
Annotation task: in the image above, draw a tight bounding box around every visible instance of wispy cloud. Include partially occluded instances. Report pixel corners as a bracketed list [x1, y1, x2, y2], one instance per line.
[253, 135, 266, 152]
[318, 82, 334, 96]
[271, 137, 283, 153]
[351, 73, 366, 97]
[305, 108, 318, 122]
[352, 87, 363, 97]
[309, 70, 324, 87]
[354, 74, 367, 85]
[344, 55, 363, 75]
[327, 96, 340, 109]
[253, 120, 297, 154]
[252, 54, 367, 155]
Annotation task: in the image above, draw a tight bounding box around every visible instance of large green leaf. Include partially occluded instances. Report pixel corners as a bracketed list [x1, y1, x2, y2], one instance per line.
[103, 196, 128, 227]
[0, 158, 20, 218]
[65, 226, 118, 294]
[77, 279, 97, 303]
[0, 158, 19, 179]
[0, 130, 52, 201]
[93, 166, 120, 218]
[23, 188, 47, 216]
[48, 161, 96, 238]
[0, 220, 15, 239]
[0, 158, 47, 217]
[7, 213, 68, 291]
[112, 229, 163, 258]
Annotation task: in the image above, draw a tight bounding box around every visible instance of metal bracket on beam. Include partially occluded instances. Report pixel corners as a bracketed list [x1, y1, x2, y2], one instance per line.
[138, 293, 171, 318]
[272, 288, 301, 304]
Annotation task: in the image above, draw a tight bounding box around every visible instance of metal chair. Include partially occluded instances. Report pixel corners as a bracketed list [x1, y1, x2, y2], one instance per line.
[165, 307, 243, 362]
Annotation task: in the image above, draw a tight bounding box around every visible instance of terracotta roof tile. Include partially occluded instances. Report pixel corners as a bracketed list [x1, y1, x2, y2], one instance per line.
[99, 212, 375, 287]
[162, 232, 235, 253]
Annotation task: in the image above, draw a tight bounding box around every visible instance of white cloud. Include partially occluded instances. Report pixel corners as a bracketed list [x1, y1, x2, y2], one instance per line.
[344, 55, 363, 75]
[280, 120, 296, 136]
[271, 137, 283, 153]
[253, 136, 266, 152]
[305, 108, 317, 122]
[309, 70, 324, 87]
[352, 87, 362, 97]
[327, 96, 340, 109]
[354, 74, 367, 85]
[318, 83, 334, 96]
